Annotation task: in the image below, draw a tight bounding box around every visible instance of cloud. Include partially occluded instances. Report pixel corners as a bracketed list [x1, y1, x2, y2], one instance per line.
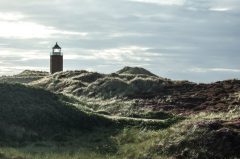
[0, 0, 239, 82]
[0, 12, 88, 39]
[92, 46, 152, 62]
[190, 68, 240, 73]
[65, 46, 160, 64]
[128, 0, 185, 6]
[209, 7, 232, 12]
[0, 49, 49, 70]
[0, 21, 88, 39]
[206, 0, 240, 12]
[211, 68, 240, 73]
[0, 12, 25, 21]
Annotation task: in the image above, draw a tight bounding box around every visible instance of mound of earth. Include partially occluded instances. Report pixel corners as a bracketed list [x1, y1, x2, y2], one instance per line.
[0, 83, 113, 144]
[116, 66, 157, 77]
[31, 67, 171, 98]
[30, 67, 240, 113]
[83, 77, 170, 98]
[168, 120, 240, 159]
[0, 70, 48, 84]
[17, 70, 49, 77]
[137, 79, 240, 113]
[1, 67, 240, 159]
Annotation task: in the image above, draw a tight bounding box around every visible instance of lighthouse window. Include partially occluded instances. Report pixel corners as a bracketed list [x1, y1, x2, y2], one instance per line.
[54, 49, 61, 53]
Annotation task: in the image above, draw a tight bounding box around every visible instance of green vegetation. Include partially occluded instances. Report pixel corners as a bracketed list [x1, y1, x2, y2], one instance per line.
[0, 83, 115, 145]
[0, 70, 48, 84]
[116, 66, 158, 77]
[0, 108, 239, 159]
[30, 67, 240, 115]
[0, 83, 184, 159]
[110, 109, 240, 159]
[30, 67, 172, 99]
[17, 70, 49, 77]
[0, 67, 240, 159]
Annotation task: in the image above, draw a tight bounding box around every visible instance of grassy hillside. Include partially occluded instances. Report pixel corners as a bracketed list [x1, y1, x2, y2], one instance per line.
[0, 83, 186, 159]
[0, 107, 239, 159]
[0, 83, 115, 145]
[116, 66, 158, 77]
[0, 70, 48, 84]
[30, 67, 174, 100]
[31, 67, 240, 116]
[0, 67, 240, 159]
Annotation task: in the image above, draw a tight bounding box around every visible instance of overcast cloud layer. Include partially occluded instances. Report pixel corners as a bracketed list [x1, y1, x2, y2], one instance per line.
[0, 0, 239, 82]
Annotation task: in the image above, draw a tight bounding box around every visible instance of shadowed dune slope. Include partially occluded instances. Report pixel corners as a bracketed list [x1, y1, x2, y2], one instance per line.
[0, 83, 113, 143]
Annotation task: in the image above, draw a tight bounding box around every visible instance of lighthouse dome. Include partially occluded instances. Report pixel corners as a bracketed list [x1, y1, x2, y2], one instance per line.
[52, 42, 61, 49]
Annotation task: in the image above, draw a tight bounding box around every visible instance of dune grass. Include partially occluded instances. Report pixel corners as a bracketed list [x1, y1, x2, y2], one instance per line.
[1, 108, 239, 159]
[0, 82, 239, 159]
[0, 83, 182, 159]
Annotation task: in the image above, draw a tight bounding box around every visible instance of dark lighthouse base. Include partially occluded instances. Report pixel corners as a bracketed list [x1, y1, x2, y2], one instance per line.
[50, 55, 63, 74]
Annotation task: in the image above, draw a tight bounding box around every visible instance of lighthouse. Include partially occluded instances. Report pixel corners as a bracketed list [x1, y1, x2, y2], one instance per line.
[50, 42, 63, 74]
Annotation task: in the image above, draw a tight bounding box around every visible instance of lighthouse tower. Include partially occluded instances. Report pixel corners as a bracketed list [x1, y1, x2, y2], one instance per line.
[50, 42, 63, 74]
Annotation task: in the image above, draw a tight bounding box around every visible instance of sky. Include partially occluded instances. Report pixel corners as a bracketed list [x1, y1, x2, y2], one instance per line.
[0, 0, 239, 82]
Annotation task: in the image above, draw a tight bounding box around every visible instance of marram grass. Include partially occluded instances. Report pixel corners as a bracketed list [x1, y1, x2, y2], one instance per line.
[1, 109, 239, 159]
